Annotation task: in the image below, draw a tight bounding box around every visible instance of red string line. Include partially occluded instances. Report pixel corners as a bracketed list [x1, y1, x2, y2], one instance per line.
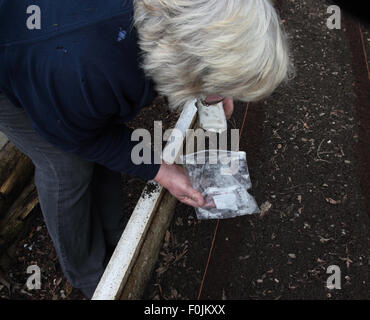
[197, 102, 250, 300]
[359, 24, 370, 81]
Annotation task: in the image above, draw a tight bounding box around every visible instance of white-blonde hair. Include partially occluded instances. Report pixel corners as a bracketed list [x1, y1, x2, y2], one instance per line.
[134, 0, 293, 110]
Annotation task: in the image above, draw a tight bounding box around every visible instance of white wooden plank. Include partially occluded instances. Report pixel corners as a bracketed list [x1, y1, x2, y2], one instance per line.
[92, 182, 165, 300]
[162, 99, 198, 164]
[119, 190, 177, 299]
[92, 100, 198, 300]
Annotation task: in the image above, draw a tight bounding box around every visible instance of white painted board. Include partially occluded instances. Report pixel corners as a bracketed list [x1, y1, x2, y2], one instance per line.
[92, 100, 198, 300]
[162, 99, 198, 164]
[92, 182, 164, 300]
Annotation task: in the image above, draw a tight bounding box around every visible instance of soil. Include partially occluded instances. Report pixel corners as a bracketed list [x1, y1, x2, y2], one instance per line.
[1, 0, 369, 300]
[142, 0, 370, 300]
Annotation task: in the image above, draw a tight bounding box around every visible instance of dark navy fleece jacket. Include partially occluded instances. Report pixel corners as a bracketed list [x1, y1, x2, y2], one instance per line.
[0, 0, 160, 180]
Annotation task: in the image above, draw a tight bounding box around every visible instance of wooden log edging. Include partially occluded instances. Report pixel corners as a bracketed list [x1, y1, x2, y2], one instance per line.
[0, 154, 34, 215]
[0, 180, 38, 251]
[0, 133, 37, 256]
[0, 132, 8, 151]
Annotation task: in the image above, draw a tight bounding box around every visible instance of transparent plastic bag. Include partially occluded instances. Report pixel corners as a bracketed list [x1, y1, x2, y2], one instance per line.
[182, 150, 259, 220]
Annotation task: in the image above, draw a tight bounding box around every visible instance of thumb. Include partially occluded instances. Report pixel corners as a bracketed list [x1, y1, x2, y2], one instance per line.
[186, 188, 206, 207]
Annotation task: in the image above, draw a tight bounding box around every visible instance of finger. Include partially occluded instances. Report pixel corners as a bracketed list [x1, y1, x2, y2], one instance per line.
[187, 189, 206, 207]
[180, 196, 203, 208]
[178, 186, 206, 207]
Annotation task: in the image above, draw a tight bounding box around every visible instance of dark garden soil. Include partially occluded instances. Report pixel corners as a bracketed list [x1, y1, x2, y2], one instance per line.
[142, 0, 370, 300]
[1, 0, 369, 300]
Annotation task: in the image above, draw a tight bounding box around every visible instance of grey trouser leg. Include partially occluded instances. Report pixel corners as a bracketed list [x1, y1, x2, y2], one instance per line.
[0, 94, 125, 298]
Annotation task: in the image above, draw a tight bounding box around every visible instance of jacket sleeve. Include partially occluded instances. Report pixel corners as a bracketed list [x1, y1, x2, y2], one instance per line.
[65, 120, 161, 181]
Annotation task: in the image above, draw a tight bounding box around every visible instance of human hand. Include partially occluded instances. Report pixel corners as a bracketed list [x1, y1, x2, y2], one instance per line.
[154, 162, 206, 208]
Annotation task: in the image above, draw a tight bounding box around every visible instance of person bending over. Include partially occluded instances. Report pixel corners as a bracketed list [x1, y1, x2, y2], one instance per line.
[0, 0, 291, 298]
